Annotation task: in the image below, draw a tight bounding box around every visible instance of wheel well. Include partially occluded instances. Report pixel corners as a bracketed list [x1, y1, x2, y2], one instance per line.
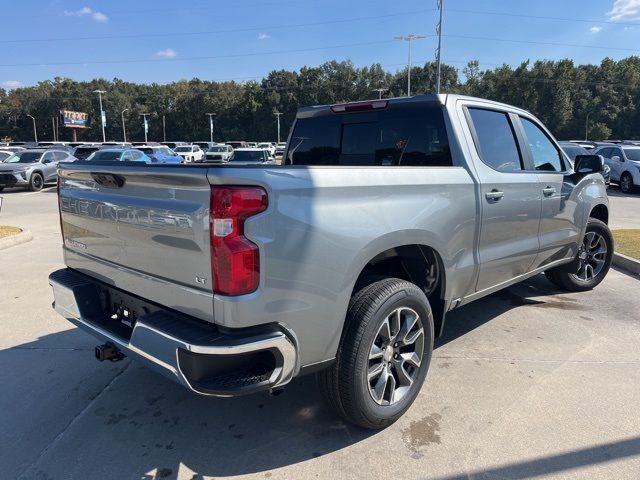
[590, 204, 608, 225]
[352, 244, 446, 337]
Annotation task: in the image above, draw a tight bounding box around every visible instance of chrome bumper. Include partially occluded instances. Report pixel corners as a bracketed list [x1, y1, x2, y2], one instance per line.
[49, 269, 297, 396]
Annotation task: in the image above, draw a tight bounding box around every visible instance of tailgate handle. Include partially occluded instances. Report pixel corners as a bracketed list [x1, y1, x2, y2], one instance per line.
[91, 173, 126, 188]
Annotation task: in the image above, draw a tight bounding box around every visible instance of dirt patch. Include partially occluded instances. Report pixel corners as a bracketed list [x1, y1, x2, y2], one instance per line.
[402, 413, 442, 451]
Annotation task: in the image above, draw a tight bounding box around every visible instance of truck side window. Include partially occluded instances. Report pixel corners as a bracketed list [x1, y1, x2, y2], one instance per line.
[468, 108, 523, 172]
[520, 117, 564, 172]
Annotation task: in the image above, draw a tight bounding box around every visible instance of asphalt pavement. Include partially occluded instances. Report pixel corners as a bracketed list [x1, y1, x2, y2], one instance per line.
[1, 186, 639, 480]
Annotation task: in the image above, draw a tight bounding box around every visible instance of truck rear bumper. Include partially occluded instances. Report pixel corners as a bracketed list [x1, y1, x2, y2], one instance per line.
[48, 268, 297, 397]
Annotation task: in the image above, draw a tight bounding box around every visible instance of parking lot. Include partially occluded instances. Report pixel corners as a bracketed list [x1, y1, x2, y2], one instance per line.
[1, 188, 639, 480]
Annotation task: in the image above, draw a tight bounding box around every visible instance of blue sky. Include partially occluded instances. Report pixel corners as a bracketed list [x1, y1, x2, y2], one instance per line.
[2, 0, 640, 88]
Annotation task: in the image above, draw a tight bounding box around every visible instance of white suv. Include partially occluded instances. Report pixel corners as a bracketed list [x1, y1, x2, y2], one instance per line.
[174, 144, 204, 163]
[594, 144, 640, 193]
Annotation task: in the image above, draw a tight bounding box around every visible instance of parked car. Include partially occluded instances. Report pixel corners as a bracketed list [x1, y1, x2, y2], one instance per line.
[72, 144, 103, 161]
[227, 148, 275, 164]
[174, 144, 204, 162]
[204, 144, 234, 163]
[135, 146, 183, 164]
[3, 146, 26, 153]
[257, 142, 276, 156]
[161, 141, 188, 149]
[559, 142, 610, 185]
[50, 94, 611, 430]
[84, 148, 152, 163]
[0, 150, 14, 162]
[593, 144, 640, 193]
[192, 141, 218, 151]
[0, 149, 75, 191]
[274, 142, 286, 157]
[225, 141, 249, 149]
[131, 141, 161, 147]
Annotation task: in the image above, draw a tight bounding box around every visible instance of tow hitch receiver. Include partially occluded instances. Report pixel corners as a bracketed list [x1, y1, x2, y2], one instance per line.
[95, 342, 125, 362]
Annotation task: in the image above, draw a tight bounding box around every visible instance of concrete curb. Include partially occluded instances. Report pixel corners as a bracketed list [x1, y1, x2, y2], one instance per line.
[613, 252, 640, 277]
[0, 229, 33, 250]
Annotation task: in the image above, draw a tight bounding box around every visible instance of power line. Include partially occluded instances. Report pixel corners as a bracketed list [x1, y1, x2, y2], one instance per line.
[0, 9, 436, 44]
[443, 34, 640, 53]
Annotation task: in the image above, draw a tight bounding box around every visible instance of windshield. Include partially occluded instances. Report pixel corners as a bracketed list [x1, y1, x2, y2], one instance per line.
[229, 151, 264, 162]
[208, 146, 226, 152]
[5, 151, 42, 163]
[174, 146, 191, 152]
[623, 148, 640, 161]
[561, 145, 588, 161]
[86, 150, 123, 161]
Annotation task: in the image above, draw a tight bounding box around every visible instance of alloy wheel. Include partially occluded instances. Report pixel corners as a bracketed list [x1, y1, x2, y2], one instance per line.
[571, 231, 608, 282]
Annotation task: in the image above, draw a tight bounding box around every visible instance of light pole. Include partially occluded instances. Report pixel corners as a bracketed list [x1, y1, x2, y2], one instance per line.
[585, 112, 591, 141]
[140, 113, 151, 143]
[93, 89, 106, 142]
[274, 111, 283, 143]
[27, 114, 37, 142]
[121, 108, 129, 142]
[394, 34, 426, 97]
[162, 115, 166, 142]
[206, 113, 216, 143]
[435, 0, 444, 94]
[373, 88, 387, 99]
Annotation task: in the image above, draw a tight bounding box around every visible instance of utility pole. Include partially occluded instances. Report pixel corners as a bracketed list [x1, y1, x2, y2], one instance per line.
[121, 108, 129, 142]
[373, 88, 387, 99]
[205, 113, 216, 143]
[140, 113, 151, 143]
[585, 112, 591, 141]
[435, 0, 444, 94]
[27, 114, 38, 142]
[394, 34, 426, 96]
[51, 117, 56, 141]
[274, 111, 283, 143]
[162, 115, 167, 142]
[93, 89, 106, 142]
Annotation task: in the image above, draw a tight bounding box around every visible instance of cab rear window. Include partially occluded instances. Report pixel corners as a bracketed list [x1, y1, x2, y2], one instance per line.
[287, 103, 452, 167]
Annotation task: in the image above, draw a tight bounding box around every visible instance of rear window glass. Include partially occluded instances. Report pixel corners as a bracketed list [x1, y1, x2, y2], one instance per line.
[287, 104, 452, 167]
[468, 108, 522, 172]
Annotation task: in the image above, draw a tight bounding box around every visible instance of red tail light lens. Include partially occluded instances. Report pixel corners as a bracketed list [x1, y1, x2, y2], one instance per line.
[210, 186, 268, 296]
[330, 100, 388, 113]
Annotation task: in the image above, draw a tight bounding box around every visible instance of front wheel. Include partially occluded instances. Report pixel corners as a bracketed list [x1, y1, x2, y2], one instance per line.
[317, 278, 434, 429]
[29, 173, 43, 192]
[620, 172, 634, 194]
[545, 218, 613, 291]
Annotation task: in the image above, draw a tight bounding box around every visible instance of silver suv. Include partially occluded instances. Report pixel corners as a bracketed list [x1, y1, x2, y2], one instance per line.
[0, 149, 75, 192]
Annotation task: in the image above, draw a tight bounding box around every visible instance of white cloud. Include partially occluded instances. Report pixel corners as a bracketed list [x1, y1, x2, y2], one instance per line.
[258, 33, 271, 40]
[1, 80, 22, 90]
[608, 0, 640, 21]
[64, 7, 109, 23]
[590, 26, 603, 33]
[156, 48, 177, 58]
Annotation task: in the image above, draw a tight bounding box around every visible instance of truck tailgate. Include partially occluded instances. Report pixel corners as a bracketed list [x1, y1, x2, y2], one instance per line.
[58, 164, 215, 322]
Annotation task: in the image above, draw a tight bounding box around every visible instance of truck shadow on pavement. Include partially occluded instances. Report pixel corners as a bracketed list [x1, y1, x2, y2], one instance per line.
[5, 274, 617, 479]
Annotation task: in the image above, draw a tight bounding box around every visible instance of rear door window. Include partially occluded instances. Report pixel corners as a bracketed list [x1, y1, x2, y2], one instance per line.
[288, 103, 452, 167]
[468, 108, 523, 172]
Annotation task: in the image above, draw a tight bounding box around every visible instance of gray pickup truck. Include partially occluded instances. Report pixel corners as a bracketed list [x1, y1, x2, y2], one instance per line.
[49, 94, 612, 429]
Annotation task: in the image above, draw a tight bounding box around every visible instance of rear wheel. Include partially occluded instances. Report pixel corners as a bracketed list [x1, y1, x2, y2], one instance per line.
[29, 173, 43, 192]
[545, 218, 613, 291]
[620, 172, 634, 193]
[317, 278, 434, 429]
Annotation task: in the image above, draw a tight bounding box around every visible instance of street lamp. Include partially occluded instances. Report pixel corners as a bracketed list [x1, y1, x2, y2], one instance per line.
[93, 89, 106, 142]
[121, 108, 129, 143]
[206, 113, 216, 143]
[372, 88, 387, 99]
[27, 114, 37, 142]
[274, 111, 283, 143]
[140, 113, 151, 143]
[394, 34, 426, 96]
[585, 112, 591, 141]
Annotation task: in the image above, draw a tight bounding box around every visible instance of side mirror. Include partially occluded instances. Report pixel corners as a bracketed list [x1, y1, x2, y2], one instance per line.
[574, 154, 603, 174]
[611, 155, 621, 162]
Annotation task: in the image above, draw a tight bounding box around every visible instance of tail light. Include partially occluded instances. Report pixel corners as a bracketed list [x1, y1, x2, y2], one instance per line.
[330, 99, 388, 113]
[210, 186, 268, 296]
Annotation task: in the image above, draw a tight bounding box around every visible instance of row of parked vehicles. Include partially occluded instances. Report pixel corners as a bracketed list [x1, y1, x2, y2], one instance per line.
[0, 140, 286, 192]
[559, 139, 640, 193]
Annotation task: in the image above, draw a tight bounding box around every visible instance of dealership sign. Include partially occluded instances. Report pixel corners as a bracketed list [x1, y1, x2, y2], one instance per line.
[60, 110, 90, 129]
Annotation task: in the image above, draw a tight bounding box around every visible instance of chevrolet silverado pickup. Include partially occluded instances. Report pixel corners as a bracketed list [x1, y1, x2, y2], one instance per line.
[49, 94, 612, 429]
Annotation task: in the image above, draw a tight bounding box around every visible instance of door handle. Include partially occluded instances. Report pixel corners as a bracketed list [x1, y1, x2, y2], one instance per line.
[485, 189, 504, 201]
[543, 186, 556, 197]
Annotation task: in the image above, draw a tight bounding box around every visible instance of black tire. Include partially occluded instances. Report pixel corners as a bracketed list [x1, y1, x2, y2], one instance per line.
[317, 278, 434, 429]
[29, 173, 44, 192]
[620, 172, 634, 194]
[545, 218, 613, 292]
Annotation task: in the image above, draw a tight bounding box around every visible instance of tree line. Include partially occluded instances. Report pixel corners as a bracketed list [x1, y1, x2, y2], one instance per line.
[2, 56, 640, 143]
